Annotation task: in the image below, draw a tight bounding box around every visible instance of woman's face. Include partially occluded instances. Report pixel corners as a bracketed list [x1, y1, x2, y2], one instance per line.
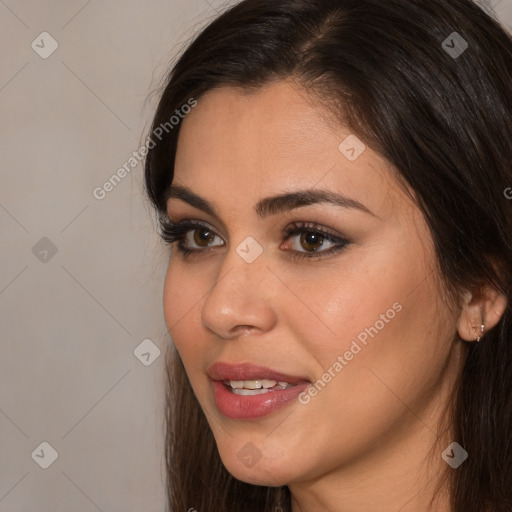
[163, 81, 465, 491]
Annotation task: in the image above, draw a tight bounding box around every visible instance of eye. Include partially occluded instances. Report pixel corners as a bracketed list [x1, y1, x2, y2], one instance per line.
[160, 218, 350, 260]
[281, 221, 350, 259]
[285, 230, 336, 252]
[160, 219, 224, 256]
[183, 226, 223, 249]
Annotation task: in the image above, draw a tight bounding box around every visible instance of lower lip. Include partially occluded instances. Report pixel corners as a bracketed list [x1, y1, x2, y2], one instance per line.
[211, 380, 310, 420]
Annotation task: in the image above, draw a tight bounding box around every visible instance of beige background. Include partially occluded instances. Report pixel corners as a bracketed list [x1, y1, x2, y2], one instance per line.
[0, 1, 510, 511]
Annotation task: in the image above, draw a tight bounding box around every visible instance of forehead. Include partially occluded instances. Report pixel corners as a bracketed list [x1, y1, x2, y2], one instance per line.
[172, 81, 406, 221]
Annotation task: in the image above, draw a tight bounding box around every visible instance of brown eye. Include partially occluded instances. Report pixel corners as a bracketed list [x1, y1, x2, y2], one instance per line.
[300, 232, 325, 251]
[192, 228, 216, 247]
[282, 222, 348, 259]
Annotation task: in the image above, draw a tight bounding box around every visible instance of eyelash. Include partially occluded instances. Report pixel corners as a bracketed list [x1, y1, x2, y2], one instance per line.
[160, 219, 350, 261]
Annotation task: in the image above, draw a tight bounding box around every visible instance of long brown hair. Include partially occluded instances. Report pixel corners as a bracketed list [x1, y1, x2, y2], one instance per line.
[144, 1, 512, 510]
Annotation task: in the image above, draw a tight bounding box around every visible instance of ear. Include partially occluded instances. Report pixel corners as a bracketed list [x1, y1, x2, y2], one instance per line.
[457, 284, 508, 342]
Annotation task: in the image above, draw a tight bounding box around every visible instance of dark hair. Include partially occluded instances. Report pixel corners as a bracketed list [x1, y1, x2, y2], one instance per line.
[144, 1, 512, 510]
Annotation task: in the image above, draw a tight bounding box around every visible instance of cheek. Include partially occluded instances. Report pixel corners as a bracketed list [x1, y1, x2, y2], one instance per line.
[277, 246, 416, 359]
[163, 262, 206, 364]
[301, 271, 448, 412]
[282, 240, 447, 401]
[273, 280, 447, 472]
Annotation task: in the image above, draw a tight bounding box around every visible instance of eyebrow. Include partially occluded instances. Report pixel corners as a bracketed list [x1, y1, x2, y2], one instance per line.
[165, 184, 377, 219]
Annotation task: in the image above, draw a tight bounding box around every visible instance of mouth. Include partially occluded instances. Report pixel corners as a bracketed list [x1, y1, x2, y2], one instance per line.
[222, 379, 295, 395]
[207, 362, 311, 419]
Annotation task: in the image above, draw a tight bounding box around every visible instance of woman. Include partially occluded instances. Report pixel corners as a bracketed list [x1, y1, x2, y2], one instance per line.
[144, 0, 512, 510]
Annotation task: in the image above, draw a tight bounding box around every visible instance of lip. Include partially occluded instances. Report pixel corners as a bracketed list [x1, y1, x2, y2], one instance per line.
[207, 362, 310, 420]
[207, 362, 309, 385]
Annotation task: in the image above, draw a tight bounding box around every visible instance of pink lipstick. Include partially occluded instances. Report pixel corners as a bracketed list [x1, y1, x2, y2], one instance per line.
[207, 362, 310, 419]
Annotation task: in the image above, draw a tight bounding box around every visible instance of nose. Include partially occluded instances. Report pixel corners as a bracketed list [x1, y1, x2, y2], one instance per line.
[200, 245, 278, 339]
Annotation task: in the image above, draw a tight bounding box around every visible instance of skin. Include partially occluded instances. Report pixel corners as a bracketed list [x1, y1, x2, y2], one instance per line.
[162, 80, 507, 512]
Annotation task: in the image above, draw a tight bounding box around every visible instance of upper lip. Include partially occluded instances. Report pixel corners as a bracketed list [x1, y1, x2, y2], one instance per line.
[207, 362, 310, 385]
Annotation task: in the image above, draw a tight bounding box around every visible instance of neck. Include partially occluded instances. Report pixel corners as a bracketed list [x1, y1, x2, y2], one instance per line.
[289, 427, 452, 512]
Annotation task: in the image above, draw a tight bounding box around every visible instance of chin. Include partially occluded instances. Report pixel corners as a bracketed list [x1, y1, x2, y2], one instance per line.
[223, 458, 291, 487]
[216, 441, 296, 487]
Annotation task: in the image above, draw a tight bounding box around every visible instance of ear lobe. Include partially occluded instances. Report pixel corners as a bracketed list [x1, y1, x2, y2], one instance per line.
[456, 285, 508, 342]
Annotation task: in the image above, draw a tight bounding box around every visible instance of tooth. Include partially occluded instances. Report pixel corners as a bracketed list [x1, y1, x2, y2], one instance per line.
[227, 379, 289, 390]
[243, 380, 262, 389]
[233, 388, 270, 396]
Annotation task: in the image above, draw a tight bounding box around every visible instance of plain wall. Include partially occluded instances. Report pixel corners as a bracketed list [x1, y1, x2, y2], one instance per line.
[0, 1, 510, 511]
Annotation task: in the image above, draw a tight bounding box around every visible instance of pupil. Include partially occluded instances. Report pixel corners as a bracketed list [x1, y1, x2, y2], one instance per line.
[301, 232, 323, 251]
[194, 228, 214, 246]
